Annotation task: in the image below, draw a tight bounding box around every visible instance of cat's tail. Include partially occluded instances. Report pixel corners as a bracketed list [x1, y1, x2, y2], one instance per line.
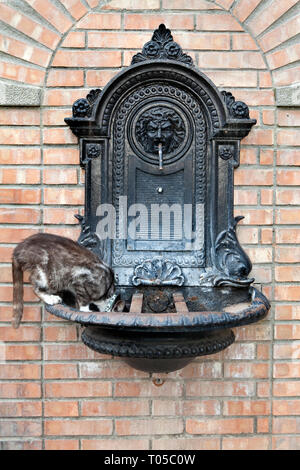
[12, 256, 23, 329]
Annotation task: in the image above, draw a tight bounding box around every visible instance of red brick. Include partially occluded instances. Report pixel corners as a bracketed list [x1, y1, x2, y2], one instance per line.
[182, 400, 221, 416]
[0, 168, 40, 184]
[172, 32, 230, 50]
[125, 13, 193, 30]
[81, 439, 149, 450]
[115, 381, 183, 398]
[260, 14, 300, 52]
[0, 420, 41, 437]
[272, 436, 300, 450]
[223, 437, 269, 450]
[162, 0, 221, 9]
[261, 228, 273, 244]
[4, 345, 41, 361]
[243, 128, 274, 145]
[275, 304, 300, 321]
[275, 247, 300, 263]
[0, 108, 40, 126]
[233, 0, 261, 22]
[236, 208, 273, 225]
[45, 419, 112, 436]
[0, 128, 40, 145]
[237, 226, 258, 244]
[0, 60, 44, 86]
[0, 305, 41, 323]
[273, 65, 300, 87]
[224, 363, 269, 379]
[44, 325, 78, 341]
[152, 437, 220, 450]
[240, 148, 257, 164]
[0, 33, 51, 67]
[278, 109, 300, 127]
[273, 417, 300, 434]
[205, 70, 257, 88]
[43, 109, 72, 126]
[259, 71, 273, 88]
[86, 69, 120, 87]
[198, 51, 265, 69]
[43, 128, 77, 145]
[79, 361, 148, 379]
[44, 401, 79, 417]
[186, 381, 255, 397]
[43, 208, 79, 225]
[0, 148, 41, 165]
[260, 149, 274, 165]
[275, 266, 300, 283]
[44, 364, 78, 379]
[44, 188, 84, 205]
[277, 129, 300, 146]
[52, 50, 121, 67]
[235, 169, 273, 186]
[0, 364, 40, 380]
[273, 400, 300, 415]
[43, 168, 78, 185]
[44, 148, 79, 165]
[61, 32, 85, 48]
[247, 0, 298, 36]
[196, 13, 242, 31]
[275, 286, 300, 301]
[45, 381, 112, 398]
[263, 110, 275, 125]
[47, 69, 84, 87]
[257, 417, 269, 433]
[0, 208, 40, 224]
[267, 44, 300, 70]
[0, 401, 42, 417]
[0, 383, 41, 399]
[45, 440, 79, 450]
[186, 418, 253, 434]
[277, 149, 300, 166]
[223, 400, 270, 416]
[25, 0, 72, 33]
[232, 33, 258, 50]
[61, 0, 88, 20]
[116, 418, 183, 435]
[77, 12, 121, 29]
[276, 209, 300, 224]
[274, 343, 300, 360]
[178, 362, 222, 379]
[274, 363, 300, 378]
[0, 3, 60, 49]
[0, 228, 40, 243]
[82, 400, 149, 417]
[0, 326, 40, 342]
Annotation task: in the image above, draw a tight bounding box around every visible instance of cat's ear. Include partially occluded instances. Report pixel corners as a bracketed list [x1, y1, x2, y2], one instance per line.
[107, 282, 115, 298]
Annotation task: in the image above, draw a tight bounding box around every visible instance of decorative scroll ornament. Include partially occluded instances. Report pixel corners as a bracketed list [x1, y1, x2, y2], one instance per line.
[75, 214, 105, 259]
[72, 88, 101, 118]
[221, 91, 250, 119]
[200, 216, 254, 287]
[131, 24, 194, 66]
[132, 258, 185, 286]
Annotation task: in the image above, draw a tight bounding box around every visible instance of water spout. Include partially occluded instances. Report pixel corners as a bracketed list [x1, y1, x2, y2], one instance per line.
[158, 142, 163, 170]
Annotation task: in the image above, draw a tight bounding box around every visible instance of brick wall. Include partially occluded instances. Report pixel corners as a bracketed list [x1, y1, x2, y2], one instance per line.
[0, 0, 299, 450]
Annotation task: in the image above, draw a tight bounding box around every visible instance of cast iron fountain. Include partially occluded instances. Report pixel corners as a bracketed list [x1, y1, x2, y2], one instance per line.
[46, 25, 270, 373]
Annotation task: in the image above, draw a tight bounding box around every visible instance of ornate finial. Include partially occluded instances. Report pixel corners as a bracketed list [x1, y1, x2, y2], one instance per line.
[221, 91, 250, 119]
[131, 24, 194, 66]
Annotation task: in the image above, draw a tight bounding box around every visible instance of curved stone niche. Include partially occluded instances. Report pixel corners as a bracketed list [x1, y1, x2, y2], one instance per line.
[51, 24, 270, 373]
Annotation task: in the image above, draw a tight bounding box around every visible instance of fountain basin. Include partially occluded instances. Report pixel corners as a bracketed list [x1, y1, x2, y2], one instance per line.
[46, 286, 269, 373]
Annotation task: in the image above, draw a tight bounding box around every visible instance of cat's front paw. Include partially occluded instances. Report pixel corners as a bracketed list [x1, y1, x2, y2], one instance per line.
[44, 294, 62, 305]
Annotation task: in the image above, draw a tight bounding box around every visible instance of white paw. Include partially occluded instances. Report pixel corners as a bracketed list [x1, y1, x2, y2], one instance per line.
[44, 294, 62, 305]
[79, 305, 91, 312]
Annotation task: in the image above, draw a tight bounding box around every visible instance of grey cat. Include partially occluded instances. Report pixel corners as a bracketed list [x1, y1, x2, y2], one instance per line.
[12, 233, 114, 328]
